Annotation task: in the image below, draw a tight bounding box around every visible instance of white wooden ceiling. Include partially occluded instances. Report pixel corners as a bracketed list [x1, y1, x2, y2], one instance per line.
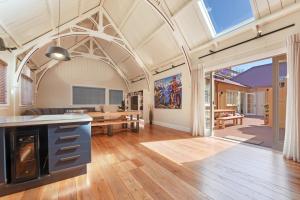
[0, 0, 299, 81]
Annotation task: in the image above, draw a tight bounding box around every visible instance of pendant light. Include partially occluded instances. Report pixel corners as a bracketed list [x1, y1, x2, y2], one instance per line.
[45, 0, 70, 61]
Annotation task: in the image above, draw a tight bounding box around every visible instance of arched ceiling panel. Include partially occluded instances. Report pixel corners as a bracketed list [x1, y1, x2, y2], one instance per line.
[0, 26, 16, 47]
[103, 0, 136, 26]
[49, 0, 80, 27]
[104, 43, 131, 64]
[282, 0, 297, 7]
[173, 2, 211, 49]
[0, 0, 52, 44]
[268, 0, 284, 13]
[93, 38, 145, 79]
[163, 0, 190, 15]
[119, 1, 164, 48]
[117, 57, 144, 79]
[80, 0, 101, 13]
[94, 38, 111, 49]
[136, 25, 181, 69]
[252, 0, 296, 18]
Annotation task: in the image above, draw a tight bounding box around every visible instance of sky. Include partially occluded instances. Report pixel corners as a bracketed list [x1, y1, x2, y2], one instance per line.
[232, 58, 273, 73]
[203, 0, 253, 34]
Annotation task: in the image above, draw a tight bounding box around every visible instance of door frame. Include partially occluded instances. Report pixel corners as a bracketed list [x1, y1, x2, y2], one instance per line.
[205, 55, 287, 151]
[204, 72, 215, 136]
[245, 93, 257, 115]
[272, 55, 287, 151]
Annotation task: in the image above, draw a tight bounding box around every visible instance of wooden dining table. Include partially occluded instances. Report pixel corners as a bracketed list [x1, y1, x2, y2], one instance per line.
[87, 111, 140, 136]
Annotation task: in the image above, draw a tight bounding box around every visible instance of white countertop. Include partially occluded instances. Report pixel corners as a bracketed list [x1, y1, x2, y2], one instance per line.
[0, 114, 93, 128]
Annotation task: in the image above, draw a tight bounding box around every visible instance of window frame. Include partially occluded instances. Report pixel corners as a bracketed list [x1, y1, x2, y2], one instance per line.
[226, 90, 238, 106]
[71, 85, 106, 106]
[198, 0, 255, 37]
[20, 74, 34, 107]
[109, 89, 124, 105]
[0, 60, 9, 107]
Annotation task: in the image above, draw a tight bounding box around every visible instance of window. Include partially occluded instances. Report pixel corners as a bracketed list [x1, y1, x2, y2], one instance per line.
[21, 75, 34, 106]
[0, 61, 7, 104]
[200, 0, 254, 35]
[109, 89, 123, 105]
[72, 86, 105, 105]
[226, 90, 238, 105]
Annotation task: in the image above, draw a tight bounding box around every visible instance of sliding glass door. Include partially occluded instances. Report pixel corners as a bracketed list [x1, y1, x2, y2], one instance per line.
[205, 72, 214, 136]
[203, 55, 287, 151]
[272, 55, 287, 150]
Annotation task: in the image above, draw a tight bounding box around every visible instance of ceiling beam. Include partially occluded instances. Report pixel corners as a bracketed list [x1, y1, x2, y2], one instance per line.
[119, 0, 140, 30]
[36, 37, 91, 74]
[92, 38, 130, 89]
[102, 7, 151, 89]
[190, 1, 300, 54]
[0, 22, 22, 47]
[36, 37, 130, 91]
[77, 0, 84, 16]
[134, 23, 165, 50]
[144, 0, 192, 74]
[46, 0, 56, 31]
[14, 5, 102, 55]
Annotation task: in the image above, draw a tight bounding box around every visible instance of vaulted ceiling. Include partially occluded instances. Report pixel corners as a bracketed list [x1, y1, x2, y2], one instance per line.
[0, 0, 299, 85]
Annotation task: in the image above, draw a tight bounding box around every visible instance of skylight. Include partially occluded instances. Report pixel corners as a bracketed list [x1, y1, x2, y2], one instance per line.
[200, 0, 254, 36]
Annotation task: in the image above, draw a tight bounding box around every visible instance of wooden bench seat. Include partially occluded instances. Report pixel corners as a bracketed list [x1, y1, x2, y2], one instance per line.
[91, 120, 139, 126]
[216, 115, 244, 129]
[88, 111, 140, 136]
[92, 120, 139, 136]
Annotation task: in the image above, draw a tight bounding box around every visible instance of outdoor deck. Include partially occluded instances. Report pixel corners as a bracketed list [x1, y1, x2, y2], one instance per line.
[214, 116, 285, 148]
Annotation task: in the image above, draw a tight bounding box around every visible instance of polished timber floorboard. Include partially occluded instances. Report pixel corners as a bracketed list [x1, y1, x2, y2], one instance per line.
[3, 125, 300, 200]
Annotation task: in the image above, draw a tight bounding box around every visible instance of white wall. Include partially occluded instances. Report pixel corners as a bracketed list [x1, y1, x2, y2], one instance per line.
[152, 64, 192, 132]
[36, 57, 128, 108]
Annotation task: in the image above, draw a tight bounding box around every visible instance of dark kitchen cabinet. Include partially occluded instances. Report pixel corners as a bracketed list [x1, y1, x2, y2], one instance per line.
[0, 128, 6, 184]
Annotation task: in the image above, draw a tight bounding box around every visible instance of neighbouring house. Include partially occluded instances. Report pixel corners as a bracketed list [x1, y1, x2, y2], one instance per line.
[231, 63, 287, 129]
[214, 63, 287, 129]
[214, 75, 249, 113]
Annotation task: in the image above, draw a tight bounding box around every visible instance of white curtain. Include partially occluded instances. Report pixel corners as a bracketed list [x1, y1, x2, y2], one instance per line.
[283, 34, 300, 162]
[191, 66, 205, 137]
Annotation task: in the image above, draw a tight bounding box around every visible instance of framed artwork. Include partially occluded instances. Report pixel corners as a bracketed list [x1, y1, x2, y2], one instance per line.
[154, 74, 182, 109]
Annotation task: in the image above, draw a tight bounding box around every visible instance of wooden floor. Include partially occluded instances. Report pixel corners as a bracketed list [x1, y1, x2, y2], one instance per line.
[3, 125, 300, 200]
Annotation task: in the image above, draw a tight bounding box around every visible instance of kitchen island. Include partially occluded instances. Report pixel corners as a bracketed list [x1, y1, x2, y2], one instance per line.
[0, 114, 92, 196]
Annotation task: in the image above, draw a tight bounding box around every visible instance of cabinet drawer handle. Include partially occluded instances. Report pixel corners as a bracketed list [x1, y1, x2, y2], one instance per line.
[59, 125, 81, 129]
[60, 155, 80, 162]
[60, 145, 81, 151]
[59, 135, 80, 140]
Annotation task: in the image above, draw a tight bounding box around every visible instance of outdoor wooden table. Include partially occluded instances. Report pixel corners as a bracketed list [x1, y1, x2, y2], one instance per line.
[214, 109, 236, 118]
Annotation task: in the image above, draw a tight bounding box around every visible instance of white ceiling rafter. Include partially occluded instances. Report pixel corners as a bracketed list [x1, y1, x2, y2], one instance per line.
[92, 38, 131, 89]
[46, 0, 56, 31]
[102, 7, 152, 88]
[35, 37, 130, 91]
[77, 0, 84, 16]
[0, 22, 22, 47]
[119, 0, 141, 30]
[15, 7, 150, 89]
[134, 23, 165, 50]
[13, 5, 101, 55]
[144, 0, 192, 74]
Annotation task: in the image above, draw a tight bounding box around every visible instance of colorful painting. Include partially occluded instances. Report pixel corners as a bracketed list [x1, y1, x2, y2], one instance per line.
[154, 74, 182, 109]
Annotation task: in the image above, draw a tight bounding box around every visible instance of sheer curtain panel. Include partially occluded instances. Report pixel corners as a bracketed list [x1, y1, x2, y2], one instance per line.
[191, 66, 205, 137]
[283, 34, 300, 162]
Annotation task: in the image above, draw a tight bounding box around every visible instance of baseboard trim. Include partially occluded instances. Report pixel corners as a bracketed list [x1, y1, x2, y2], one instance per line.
[153, 121, 191, 132]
